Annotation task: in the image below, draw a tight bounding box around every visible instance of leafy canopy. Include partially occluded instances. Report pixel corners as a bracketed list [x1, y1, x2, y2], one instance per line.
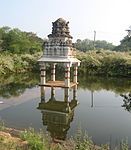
[74, 38, 115, 52]
[0, 26, 43, 54]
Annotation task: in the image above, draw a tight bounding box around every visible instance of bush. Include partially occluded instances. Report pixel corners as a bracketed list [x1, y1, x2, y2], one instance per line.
[77, 50, 131, 77]
[0, 52, 42, 75]
[20, 128, 45, 150]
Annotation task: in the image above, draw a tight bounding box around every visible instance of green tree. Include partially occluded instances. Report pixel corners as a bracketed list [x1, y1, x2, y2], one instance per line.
[0, 26, 11, 51]
[0, 26, 43, 54]
[114, 36, 131, 51]
[74, 38, 115, 52]
[95, 40, 115, 50]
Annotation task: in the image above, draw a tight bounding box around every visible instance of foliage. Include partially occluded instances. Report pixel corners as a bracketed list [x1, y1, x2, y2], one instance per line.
[74, 126, 95, 150]
[0, 26, 43, 54]
[0, 51, 42, 75]
[20, 128, 45, 150]
[114, 36, 131, 51]
[77, 50, 131, 77]
[74, 39, 115, 52]
[95, 40, 115, 50]
[0, 123, 130, 150]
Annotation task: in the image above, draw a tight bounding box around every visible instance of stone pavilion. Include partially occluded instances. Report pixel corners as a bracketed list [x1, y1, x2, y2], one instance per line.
[38, 18, 80, 88]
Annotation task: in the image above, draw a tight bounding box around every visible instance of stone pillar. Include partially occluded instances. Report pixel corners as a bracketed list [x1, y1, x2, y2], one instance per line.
[73, 64, 78, 83]
[40, 64, 46, 85]
[91, 91, 94, 107]
[64, 88, 69, 102]
[65, 63, 70, 87]
[64, 88, 71, 112]
[41, 86, 45, 102]
[73, 85, 77, 100]
[51, 63, 56, 81]
[50, 87, 55, 101]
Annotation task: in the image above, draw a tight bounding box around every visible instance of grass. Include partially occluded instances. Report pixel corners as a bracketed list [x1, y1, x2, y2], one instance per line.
[0, 120, 130, 150]
[20, 128, 47, 150]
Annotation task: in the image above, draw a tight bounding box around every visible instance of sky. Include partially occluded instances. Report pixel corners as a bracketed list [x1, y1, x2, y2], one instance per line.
[0, 0, 131, 45]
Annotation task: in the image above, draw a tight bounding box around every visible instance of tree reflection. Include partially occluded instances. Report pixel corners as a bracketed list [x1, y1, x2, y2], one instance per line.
[79, 75, 131, 94]
[0, 73, 131, 98]
[120, 93, 131, 112]
[0, 73, 39, 98]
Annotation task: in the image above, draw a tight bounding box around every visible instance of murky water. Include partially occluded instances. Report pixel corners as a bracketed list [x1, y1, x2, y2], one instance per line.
[0, 73, 131, 146]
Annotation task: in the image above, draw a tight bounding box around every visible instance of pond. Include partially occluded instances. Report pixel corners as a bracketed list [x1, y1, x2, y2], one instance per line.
[0, 73, 131, 147]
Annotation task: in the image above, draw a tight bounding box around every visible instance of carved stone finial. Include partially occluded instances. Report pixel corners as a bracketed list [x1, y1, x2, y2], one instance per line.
[48, 18, 72, 38]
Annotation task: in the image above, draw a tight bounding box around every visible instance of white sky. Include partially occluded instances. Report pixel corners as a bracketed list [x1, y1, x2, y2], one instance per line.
[0, 0, 130, 45]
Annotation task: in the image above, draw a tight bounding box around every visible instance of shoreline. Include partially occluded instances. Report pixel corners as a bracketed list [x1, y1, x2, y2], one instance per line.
[0, 126, 102, 150]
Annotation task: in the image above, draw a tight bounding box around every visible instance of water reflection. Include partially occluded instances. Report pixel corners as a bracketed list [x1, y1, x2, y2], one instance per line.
[0, 73, 131, 99]
[0, 73, 39, 98]
[121, 93, 131, 112]
[37, 86, 78, 141]
[0, 73, 131, 146]
[79, 75, 131, 93]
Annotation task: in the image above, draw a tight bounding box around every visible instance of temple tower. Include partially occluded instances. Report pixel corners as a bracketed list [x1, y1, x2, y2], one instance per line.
[38, 18, 80, 88]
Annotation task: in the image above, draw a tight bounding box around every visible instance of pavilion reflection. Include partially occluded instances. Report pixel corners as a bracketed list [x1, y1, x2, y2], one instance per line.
[37, 86, 78, 141]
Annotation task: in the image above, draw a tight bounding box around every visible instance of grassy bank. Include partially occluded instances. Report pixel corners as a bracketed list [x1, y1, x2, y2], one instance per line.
[0, 121, 129, 150]
[77, 50, 131, 77]
[0, 121, 103, 150]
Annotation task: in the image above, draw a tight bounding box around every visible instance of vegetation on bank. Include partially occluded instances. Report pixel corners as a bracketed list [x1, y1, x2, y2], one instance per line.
[0, 51, 42, 75]
[0, 121, 103, 150]
[0, 121, 129, 150]
[0, 50, 131, 77]
[77, 50, 131, 77]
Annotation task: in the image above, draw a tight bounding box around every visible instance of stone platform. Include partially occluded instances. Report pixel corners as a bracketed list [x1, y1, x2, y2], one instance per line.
[39, 80, 77, 88]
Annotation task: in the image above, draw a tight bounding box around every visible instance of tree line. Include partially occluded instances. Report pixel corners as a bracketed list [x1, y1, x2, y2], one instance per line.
[0, 26, 130, 77]
[74, 39, 115, 52]
[0, 26, 131, 53]
[74, 35, 131, 52]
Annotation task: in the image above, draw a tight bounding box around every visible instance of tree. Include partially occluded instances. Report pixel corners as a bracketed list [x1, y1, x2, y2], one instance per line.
[114, 26, 131, 51]
[0, 26, 43, 53]
[74, 38, 115, 52]
[0, 26, 11, 51]
[114, 36, 131, 51]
